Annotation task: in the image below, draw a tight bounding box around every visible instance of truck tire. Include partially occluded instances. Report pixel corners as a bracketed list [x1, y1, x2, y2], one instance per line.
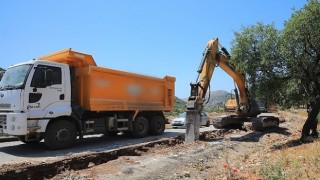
[205, 120, 210, 127]
[132, 116, 149, 138]
[44, 120, 77, 150]
[149, 116, 165, 135]
[18, 135, 43, 144]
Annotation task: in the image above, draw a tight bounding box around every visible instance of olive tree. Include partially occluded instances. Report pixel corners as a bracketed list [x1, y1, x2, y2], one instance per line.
[230, 0, 320, 107]
[0, 68, 5, 80]
[230, 22, 284, 104]
[282, 0, 320, 102]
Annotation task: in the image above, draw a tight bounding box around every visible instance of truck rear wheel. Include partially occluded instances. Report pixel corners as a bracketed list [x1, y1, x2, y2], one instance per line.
[149, 116, 165, 135]
[44, 120, 77, 150]
[132, 116, 149, 138]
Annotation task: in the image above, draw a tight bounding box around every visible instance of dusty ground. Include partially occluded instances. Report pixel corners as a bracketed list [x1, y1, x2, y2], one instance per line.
[50, 110, 320, 180]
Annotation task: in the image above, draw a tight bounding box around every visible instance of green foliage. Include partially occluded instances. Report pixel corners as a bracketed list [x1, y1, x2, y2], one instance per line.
[230, 22, 284, 104]
[230, 0, 320, 107]
[259, 161, 286, 180]
[282, 0, 320, 98]
[0, 68, 5, 80]
[165, 97, 186, 117]
[165, 94, 226, 117]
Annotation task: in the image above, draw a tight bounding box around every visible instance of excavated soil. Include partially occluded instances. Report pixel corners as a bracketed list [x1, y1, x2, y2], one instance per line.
[2, 111, 320, 180]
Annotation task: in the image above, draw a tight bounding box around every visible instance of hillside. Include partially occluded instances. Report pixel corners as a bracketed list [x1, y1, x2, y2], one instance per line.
[182, 90, 232, 109]
[169, 90, 232, 115]
[165, 97, 187, 117]
[204, 90, 231, 108]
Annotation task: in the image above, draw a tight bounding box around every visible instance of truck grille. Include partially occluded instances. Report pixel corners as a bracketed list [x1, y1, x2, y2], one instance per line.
[0, 114, 7, 133]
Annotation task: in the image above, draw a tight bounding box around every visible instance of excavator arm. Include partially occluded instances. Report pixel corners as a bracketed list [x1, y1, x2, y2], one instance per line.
[187, 38, 249, 114]
[185, 38, 280, 142]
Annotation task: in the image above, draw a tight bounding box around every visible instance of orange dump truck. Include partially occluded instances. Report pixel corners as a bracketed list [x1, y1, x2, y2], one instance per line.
[0, 48, 175, 149]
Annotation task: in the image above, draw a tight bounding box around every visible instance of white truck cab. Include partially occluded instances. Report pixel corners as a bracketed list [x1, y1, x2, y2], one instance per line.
[0, 48, 174, 150]
[0, 60, 71, 143]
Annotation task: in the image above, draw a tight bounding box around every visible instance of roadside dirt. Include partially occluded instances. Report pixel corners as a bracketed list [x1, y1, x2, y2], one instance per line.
[49, 110, 320, 180]
[2, 110, 319, 180]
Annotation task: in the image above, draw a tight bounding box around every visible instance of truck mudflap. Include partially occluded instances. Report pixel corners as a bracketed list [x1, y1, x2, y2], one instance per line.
[0, 113, 27, 135]
[251, 116, 280, 131]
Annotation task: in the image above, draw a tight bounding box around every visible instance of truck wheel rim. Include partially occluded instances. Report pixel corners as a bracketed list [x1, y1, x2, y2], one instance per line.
[56, 128, 70, 142]
[138, 123, 145, 132]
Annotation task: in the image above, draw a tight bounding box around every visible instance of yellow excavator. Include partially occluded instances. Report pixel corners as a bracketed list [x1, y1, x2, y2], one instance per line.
[224, 92, 237, 112]
[187, 38, 279, 130]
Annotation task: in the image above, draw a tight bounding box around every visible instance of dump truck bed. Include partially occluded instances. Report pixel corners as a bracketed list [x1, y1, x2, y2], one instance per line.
[39, 48, 175, 112]
[75, 66, 175, 111]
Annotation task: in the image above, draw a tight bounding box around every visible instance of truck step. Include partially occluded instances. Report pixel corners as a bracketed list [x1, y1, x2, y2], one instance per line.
[28, 126, 41, 132]
[117, 119, 129, 122]
[85, 128, 94, 133]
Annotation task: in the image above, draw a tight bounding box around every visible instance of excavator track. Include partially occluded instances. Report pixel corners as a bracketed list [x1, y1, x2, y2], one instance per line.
[213, 115, 280, 131]
[251, 116, 280, 131]
[213, 115, 244, 129]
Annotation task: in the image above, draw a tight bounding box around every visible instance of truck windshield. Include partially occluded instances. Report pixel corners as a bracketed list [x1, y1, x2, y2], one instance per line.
[0, 64, 32, 90]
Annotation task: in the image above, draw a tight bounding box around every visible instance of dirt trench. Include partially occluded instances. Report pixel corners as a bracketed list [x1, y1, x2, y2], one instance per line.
[0, 129, 240, 180]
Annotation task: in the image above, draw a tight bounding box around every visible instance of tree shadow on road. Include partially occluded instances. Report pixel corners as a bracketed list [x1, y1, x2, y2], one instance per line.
[270, 137, 318, 151]
[229, 127, 291, 142]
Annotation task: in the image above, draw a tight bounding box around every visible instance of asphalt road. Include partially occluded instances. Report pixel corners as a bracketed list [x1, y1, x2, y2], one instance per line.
[0, 126, 216, 165]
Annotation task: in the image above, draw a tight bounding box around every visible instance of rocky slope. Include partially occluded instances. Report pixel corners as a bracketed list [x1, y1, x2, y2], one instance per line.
[182, 90, 232, 109]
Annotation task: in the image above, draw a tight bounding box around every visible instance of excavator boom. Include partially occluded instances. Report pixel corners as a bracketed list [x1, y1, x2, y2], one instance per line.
[187, 38, 249, 114]
[185, 38, 280, 142]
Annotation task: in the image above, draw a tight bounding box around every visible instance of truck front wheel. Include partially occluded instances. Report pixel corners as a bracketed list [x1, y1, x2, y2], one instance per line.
[149, 116, 165, 135]
[17, 135, 43, 144]
[44, 120, 77, 150]
[132, 116, 149, 138]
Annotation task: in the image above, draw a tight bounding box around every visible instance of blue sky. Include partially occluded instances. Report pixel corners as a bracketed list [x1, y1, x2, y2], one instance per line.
[0, 0, 306, 98]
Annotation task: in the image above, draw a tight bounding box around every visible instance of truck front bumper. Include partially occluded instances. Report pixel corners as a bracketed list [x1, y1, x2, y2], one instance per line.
[0, 113, 27, 135]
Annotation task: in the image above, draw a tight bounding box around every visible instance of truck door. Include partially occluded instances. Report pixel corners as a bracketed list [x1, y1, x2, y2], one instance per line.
[24, 64, 67, 118]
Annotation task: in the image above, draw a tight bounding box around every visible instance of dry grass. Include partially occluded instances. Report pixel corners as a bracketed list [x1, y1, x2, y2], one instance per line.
[257, 110, 320, 179]
[265, 140, 320, 179]
[207, 110, 320, 179]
